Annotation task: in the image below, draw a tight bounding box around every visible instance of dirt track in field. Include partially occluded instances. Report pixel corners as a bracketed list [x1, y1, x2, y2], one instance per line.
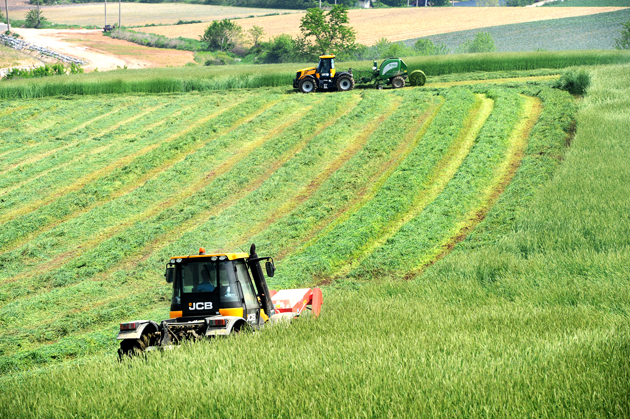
[136, 6, 627, 46]
[10, 29, 194, 72]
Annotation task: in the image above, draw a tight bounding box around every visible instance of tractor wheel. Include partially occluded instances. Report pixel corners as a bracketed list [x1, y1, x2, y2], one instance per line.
[336, 75, 355, 92]
[391, 76, 405, 89]
[299, 78, 316, 94]
[118, 333, 153, 360]
[409, 70, 427, 87]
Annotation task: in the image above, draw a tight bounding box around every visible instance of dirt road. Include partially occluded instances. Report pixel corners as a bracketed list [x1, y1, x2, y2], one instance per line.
[11, 29, 194, 72]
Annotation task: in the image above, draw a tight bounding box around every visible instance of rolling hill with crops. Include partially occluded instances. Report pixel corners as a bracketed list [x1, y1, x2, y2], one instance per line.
[0, 54, 629, 417]
[0, 76, 562, 373]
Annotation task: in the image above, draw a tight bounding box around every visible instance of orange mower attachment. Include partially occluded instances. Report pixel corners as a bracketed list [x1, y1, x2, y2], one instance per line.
[271, 288, 323, 317]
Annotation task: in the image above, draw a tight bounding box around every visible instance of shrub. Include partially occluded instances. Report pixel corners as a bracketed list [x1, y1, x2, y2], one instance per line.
[457, 32, 496, 54]
[615, 21, 630, 50]
[553, 69, 591, 95]
[259, 34, 298, 64]
[414, 39, 449, 56]
[24, 9, 46, 28]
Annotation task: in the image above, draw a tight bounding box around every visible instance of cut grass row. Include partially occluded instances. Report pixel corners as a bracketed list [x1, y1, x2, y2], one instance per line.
[0, 82, 568, 375]
[0, 88, 438, 371]
[0, 93, 271, 254]
[355, 90, 534, 278]
[0, 91, 392, 369]
[1, 51, 630, 99]
[275, 88, 481, 286]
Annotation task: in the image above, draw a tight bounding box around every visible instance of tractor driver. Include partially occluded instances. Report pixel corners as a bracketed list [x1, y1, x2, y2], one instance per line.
[318, 58, 332, 76]
[196, 267, 215, 292]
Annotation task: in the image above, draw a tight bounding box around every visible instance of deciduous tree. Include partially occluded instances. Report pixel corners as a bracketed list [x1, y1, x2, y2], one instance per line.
[200, 19, 243, 52]
[298, 5, 356, 58]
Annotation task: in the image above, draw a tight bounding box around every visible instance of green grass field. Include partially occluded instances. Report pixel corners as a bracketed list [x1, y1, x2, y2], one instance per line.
[405, 8, 630, 52]
[0, 54, 628, 417]
[2, 50, 630, 99]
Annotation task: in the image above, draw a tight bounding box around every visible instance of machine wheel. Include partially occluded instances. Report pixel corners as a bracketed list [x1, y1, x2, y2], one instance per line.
[118, 333, 153, 360]
[409, 70, 427, 87]
[336, 75, 355, 92]
[299, 78, 316, 94]
[391, 76, 405, 89]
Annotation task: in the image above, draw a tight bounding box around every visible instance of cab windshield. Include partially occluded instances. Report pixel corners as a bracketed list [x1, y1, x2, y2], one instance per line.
[171, 259, 240, 305]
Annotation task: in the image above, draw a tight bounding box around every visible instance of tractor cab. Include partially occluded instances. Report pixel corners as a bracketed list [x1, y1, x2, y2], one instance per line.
[116, 244, 323, 358]
[316, 55, 336, 79]
[165, 245, 276, 329]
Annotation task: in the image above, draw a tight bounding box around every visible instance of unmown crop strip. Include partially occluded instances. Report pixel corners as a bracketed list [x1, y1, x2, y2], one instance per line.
[0, 93, 283, 280]
[248, 90, 443, 264]
[352, 88, 531, 277]
[0, 93, 361, 334]
[273, 88, 481, 286]
[0, 94, 257, 254]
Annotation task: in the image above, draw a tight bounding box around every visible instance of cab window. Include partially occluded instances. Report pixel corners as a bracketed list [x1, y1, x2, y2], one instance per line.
[235, 261, 258, 309]
[182, 261, 224, 293]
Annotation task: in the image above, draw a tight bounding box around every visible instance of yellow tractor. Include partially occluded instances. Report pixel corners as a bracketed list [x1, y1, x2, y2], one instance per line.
[117, 244, 323, 357]
[293, 54, 355, 93]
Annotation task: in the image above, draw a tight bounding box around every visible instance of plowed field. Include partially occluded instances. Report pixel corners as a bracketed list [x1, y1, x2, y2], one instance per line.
[135, 6, 627, 45]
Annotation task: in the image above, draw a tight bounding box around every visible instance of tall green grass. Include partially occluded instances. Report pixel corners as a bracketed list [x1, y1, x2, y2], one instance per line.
[0, 64, 628, 417]
[1, 51, 630, 99]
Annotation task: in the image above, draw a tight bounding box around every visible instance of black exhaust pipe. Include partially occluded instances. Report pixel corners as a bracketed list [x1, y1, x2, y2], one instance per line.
[248, 244, 275, 318]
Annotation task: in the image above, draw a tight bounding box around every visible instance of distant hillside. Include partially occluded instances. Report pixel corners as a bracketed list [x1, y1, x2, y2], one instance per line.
[405, 8, 630, 52]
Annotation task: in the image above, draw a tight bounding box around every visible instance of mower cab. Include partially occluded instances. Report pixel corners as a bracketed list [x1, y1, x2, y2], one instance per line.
[117, 244, 322, 358]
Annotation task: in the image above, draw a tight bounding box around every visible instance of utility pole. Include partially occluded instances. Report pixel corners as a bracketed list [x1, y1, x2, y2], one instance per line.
[104, 0, 107, 27]
[4, 0, 9, 31]
[118, 0, 121, 28]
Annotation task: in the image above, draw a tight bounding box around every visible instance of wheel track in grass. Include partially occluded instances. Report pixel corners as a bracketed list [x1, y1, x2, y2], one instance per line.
[265, 94, 444, 263]
[0, 102, 138, 175]
[223, 94, 406, 252]
[0, 94, 358, 325]
[0, 94, 302, 285]
[0, 101, 170, 197]
[322, 94, 495, 282]
[0, 95, 252, 233]
[405, 95, 542, 277]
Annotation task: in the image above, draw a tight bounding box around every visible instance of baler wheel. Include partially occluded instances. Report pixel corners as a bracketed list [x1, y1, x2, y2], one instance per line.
[391, 76, 405, 89]
[409, 70, 427, 87]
